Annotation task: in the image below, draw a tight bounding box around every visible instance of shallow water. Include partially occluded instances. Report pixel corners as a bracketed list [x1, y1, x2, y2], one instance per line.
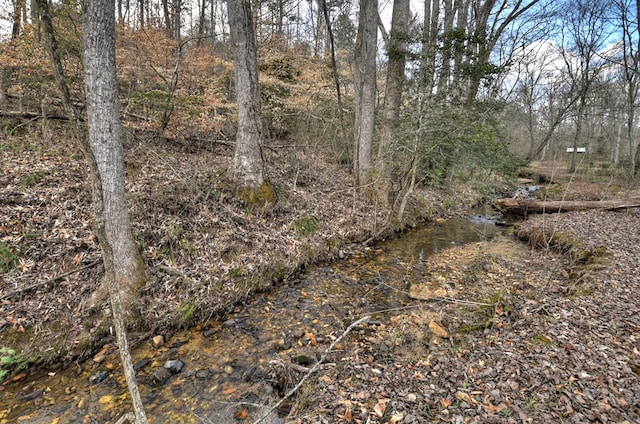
[0, 218, 500, 423]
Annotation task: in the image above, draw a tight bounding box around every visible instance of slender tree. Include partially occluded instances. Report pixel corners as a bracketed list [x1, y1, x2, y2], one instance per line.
[83, 0, 148, 421]
[560, 0, 608, 172]
[376, 0, 410, 204]
[0, 68, 7, 106]
[353, 0, 377, 186]
[319, 0, 346, 136]
[614, 0, 640, 175]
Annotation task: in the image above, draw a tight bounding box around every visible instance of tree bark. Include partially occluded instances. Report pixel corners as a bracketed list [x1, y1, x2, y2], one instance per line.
[376, 0, 410, 201]
[0, 68, 8, 106]
[353, 0, 377, 185]
[227, 0, 266, 191]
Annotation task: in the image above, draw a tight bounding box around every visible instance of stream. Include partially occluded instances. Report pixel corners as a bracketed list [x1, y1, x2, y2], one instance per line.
[0, 217, 501, 423]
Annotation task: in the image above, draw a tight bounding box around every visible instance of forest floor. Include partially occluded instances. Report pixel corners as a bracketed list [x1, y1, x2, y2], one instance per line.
[280, 165, 640, 423]
[2, 128, 640, 423]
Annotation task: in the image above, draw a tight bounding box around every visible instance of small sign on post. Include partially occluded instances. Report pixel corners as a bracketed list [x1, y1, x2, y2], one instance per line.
[566, 147, 587, 153]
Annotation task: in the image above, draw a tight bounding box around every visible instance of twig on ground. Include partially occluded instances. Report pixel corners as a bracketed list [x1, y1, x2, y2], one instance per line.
[1, 259, 101, 300]
[252, 315, 371, 424]
[432, 296, 494, 307]
[114, 412, 135, 424]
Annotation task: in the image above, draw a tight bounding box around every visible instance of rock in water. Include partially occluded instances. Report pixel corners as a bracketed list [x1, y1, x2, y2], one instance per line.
[152, 367, 172, 385]
[164, 359, 186, 374]
[89, 370, 110, 384]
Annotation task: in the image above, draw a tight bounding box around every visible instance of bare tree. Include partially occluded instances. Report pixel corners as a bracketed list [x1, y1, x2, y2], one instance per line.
[613, 0, 640, 176]
[352, 0, 377, 185]
[376, 0, 410, 205]
[559, 0, 609, 172]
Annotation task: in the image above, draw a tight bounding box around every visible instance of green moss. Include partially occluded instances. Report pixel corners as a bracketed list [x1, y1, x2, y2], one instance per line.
[292, 215, 320, 237]
[178, 303, 196, 321]
[19, 171, 46, 188]
[237, 180, 277, 208]
[0, 242, 18, 274]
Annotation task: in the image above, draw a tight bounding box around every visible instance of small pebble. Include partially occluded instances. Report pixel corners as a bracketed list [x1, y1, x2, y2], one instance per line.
[152, 335, 165, 348]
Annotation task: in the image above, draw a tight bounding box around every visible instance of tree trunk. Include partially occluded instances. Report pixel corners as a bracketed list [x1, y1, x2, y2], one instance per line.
[172, 0, 181, 39]
[0, 68, 7, 106]
[319, 0, 345, 136]
[12, 0, 25, 39]
[376, 0, 410, 204]
[83, 0, 148, 421]
[139, 0, 145, 27]
[420, 0, 439, 94]
[227, 0, 266, 191]
[437, 0, 454, 96]
[161, 0, 172, 36]
[352, 0, 377, 185]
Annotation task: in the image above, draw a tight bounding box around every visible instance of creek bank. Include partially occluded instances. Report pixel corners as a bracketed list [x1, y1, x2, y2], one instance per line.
[0, 132, 497, 377]
[0, 218, 503, 423]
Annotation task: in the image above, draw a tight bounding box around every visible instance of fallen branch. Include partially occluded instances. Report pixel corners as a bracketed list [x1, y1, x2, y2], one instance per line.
[1, 259, 101, 300]
[252, 315, 371, 424]
[0, 109, 69, 120]
[114, 412, 135, 424]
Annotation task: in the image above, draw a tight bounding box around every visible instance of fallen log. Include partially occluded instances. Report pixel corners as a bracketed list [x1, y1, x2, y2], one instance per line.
[494, 197, 640, 216]
[0, 109, 69, 120]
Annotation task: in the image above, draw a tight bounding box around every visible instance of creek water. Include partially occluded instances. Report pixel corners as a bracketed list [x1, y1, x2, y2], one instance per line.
[0, 217, 500, 423]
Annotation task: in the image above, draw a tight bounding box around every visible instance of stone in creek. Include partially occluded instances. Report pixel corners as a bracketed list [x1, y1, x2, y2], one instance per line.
[152, 367, 172, 385]
[202, 328, 216, 338]
[89, 370, 110, 385]
[195, 369, 211, 379]
[133, 358, 151, 371]
[222, 319, 236, 328]
[18, 388, 44, 402]
[152, 335, 165, 348]
[164, 359, 186, 374]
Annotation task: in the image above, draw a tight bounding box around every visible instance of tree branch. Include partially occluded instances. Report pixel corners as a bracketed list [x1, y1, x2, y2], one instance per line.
[1, 259, 101, 300]
[252, 315, 372, 424]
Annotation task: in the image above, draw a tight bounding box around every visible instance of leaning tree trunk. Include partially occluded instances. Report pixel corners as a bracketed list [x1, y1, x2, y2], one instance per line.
[227, 0, 267, 194]
[83, 0, 148, 422]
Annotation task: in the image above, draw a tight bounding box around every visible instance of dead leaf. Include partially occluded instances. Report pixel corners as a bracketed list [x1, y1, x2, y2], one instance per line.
[482, 403, 503, 414]
[389, 412, 405, 423]
[233, 408, 248, 420]
[454, 391, 475, 404]
[428, 321, 449, 338]
[373, 398, 388, 417]
[221, 386, 237, 395]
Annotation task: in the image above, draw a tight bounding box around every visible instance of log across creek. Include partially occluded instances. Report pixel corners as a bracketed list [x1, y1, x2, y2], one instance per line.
[494, 197, 640, 216]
